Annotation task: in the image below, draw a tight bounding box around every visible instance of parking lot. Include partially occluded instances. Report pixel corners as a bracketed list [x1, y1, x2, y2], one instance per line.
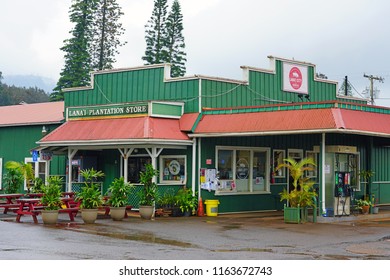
[1, 208, 390, 260]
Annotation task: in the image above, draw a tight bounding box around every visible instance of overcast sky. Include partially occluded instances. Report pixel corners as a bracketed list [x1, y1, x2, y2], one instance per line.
[1, 0, 390, 106]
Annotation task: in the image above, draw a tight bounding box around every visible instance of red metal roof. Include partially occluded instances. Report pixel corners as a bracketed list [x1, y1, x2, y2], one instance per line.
[179, 113, 199, 131]
[39, 116, 191, 144]
[0, 102, 64, 126]
[193, 108, 390, 136]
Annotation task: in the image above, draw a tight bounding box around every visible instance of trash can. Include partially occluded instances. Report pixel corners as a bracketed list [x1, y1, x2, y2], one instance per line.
[204, 200, 220, 216]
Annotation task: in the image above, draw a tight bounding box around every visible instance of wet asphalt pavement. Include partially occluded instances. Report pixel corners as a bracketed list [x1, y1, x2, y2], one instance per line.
[1, 210, 390, 260]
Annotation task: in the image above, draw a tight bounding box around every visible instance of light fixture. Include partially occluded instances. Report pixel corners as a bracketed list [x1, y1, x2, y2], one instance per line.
[42, 126, 47, 134]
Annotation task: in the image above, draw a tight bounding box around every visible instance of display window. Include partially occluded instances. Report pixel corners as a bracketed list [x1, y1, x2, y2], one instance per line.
[160, 156, 186, 184]
[273, 150, 285, 177]
[305, 151, 318, 178]
[128, 156, 151, 183]
[216, 146, 270, 194]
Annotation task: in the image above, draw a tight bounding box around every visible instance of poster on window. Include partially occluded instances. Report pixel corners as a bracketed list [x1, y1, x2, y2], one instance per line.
[283, 62, 308, 95]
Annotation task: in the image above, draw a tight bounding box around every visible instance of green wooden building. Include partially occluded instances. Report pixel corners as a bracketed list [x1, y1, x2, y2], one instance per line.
[0, 102, 65, 192]
[4, 56, 390, 216]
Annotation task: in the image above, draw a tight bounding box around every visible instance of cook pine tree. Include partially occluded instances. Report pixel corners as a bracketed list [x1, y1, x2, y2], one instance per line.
[51, 0, 96, 101]
[143, 0, 186, 77]
[166, 0, 186, 77]
[51, 0, 126, 101]
[91, 0, 126, 71]
[143, 0, 169, 65]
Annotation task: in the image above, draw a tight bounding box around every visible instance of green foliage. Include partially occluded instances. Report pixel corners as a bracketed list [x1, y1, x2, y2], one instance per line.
[143, 0, 187, 77]
[165, 0, 186, 77]
[3, 167, 23, 194]
[106, 177, 133, 207]
[138, 164, 159, 206]
[76, 168, 104, 209]
[157, 189, 176, 208]
[355, 198, 372, 210]
[90, 0, 126, 71]
[51, 0, 96, 100]
[277, 157, 317, 208]
[4, 161, 34, 192]
[0, 82, 49, 106]
[52, 0, 126, 100]
[175, 188, 197, 214]
[143, 0, 169, 65]
[41, 176, 63, 210]
[32, 177, 45, 194]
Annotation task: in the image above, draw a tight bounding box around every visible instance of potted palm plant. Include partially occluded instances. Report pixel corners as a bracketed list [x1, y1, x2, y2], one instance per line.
[138, 164, 159, 220]
[76, 168, 104, 224]
[276, 157, 317, 223]
[40, 176, 63, 224]
[106, 177, 133, 221]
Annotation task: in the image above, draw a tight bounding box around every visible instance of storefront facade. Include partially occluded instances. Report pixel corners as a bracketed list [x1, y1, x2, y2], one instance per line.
[31, 56, 390, 214]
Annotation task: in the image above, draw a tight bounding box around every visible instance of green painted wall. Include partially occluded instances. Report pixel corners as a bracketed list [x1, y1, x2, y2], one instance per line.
[64, 67, 200, 113]
[0, 124, 65, 193]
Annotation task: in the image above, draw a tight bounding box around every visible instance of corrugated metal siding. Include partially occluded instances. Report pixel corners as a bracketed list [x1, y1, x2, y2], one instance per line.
[64, 66, 200, 113]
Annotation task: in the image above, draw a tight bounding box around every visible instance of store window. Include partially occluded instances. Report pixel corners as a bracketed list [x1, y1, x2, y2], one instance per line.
[305, 151, 318, 178]
[216, 146, 270, 194]
[160, 156, 186, 184]
[128, 156, 151, 183]
[272, 150, 285, 177]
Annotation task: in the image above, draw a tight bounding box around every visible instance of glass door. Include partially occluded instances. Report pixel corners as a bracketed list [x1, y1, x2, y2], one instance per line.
[235, 150, 250, 192]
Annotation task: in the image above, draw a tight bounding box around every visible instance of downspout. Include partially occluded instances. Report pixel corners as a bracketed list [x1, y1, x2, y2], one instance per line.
[192, 138, 197, 196]
[321, 133, 326, 214]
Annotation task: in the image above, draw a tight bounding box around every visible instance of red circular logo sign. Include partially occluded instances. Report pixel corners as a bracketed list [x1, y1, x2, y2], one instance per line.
[289, 67, 302, 90]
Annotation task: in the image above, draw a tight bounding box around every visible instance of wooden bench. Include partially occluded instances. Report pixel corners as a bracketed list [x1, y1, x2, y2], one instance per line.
[0, 203, 23, 214]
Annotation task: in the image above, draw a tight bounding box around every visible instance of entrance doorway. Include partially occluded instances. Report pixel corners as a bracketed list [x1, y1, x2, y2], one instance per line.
[287, 149, 303, 194]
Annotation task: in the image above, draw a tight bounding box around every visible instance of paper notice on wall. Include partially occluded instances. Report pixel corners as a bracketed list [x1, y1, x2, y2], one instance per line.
[325, 164, 331, 174]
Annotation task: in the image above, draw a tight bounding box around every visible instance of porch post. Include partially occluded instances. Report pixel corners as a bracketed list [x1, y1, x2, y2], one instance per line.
[146, 147, 163, 183]
[118, 148, 134, 183]
[321, 133, 326, 215]
[67, 148, 78, 192]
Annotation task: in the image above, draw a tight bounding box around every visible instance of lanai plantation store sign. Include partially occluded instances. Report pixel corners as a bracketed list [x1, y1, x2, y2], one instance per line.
[67, 103, 148, 120]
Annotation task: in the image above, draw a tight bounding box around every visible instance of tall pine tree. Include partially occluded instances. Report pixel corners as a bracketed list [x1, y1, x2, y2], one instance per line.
[91, 0, 126, 70]
[51, 0, 97, 101]
[143, 0, 169, 65]
[51, 0, 126, 101]
[166, 0, 186, 77]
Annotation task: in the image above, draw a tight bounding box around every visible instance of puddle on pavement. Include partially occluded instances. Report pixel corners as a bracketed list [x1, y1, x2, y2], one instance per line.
[222, 223, 242, 230]
[212, 248, 273, 253]
[67, 227, 195, 248]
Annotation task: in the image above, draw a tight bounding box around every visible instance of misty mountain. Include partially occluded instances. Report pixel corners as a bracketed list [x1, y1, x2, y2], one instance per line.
[3, 74, 56, 94]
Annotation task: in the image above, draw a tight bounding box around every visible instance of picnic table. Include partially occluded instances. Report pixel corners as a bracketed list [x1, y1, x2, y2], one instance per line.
[0, 193, 24, 214]
[15, 198, 42, 223]
[15, 196, 80, 223]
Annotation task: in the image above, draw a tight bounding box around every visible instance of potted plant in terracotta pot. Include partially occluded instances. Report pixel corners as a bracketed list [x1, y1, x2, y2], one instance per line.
[355, 198, 372, 214]
[76, 168, 104, 224]
[106, 177, 133, 221]
[138, 164, 159, 220]
[40, 176, 63, 224]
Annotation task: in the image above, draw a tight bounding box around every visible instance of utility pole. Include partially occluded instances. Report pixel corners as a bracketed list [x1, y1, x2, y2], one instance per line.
[344, 76, 348, 96]
[363, 74, 384, 105]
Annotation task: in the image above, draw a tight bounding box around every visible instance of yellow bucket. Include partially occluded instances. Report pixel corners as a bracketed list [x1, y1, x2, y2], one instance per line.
[204, 200, 220, 216]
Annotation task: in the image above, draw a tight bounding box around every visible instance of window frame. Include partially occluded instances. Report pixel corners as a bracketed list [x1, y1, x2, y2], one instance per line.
[159, 155, 187, 185]
[215, 146, 271, 195]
